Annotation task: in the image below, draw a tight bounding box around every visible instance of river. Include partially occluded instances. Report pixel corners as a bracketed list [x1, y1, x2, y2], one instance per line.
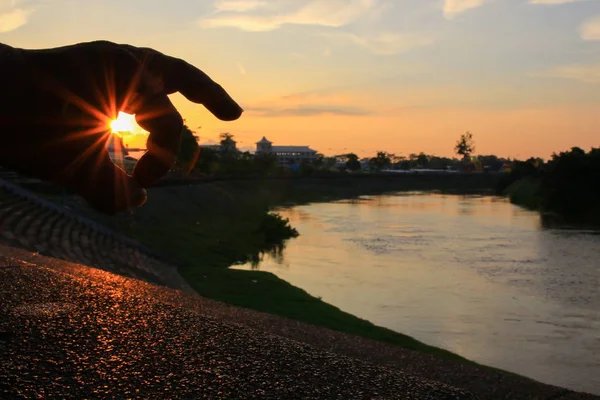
[233, 193, 600, 395]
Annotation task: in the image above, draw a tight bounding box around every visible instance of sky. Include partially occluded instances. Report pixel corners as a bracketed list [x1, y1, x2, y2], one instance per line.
[1, 0, 599, 159]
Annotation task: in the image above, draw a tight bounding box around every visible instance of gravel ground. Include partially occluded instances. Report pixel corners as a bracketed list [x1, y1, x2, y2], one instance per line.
[0, 256, 473, 400]
[1, 248, 598, 400]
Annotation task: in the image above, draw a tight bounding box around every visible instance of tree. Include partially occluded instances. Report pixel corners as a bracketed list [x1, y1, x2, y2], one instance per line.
[345, 153, 361, 171]
[177, 123, 200, 171]
[313, 153, 325, 168]
[455, 131, 475, 159]
[417, 152, 430, 169]
[324, 156, 337, 169]
[253, 152, 278, 175]
[193, 147, 219, 174]
[478, 154, 504, 171]
[369, 151, 392, 171]
[219, 132, 238, 154]
[218, 132, 239, 167]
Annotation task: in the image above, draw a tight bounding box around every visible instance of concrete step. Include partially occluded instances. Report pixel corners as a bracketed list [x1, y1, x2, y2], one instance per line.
[34, 211, 62, 248]
[0, 200, 39, 241]
[0, 178, 186, 290]
[14, 205, 49, 250]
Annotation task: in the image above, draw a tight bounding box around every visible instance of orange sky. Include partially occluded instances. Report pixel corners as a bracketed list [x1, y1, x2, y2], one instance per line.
[124, 97, 600, 159]
[2, 0, 599, 159]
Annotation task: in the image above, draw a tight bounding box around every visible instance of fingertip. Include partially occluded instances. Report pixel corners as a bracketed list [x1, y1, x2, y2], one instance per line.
[204, 98, 244, 121]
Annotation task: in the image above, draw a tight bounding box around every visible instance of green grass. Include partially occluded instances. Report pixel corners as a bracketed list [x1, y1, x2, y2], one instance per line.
[42, 178, 501, 365]
[181, 266, 470, 362]
[111, 181, 492, 364]
[503, 177, 542, 210]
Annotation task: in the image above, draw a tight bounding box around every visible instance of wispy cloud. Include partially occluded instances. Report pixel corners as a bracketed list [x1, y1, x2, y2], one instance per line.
[325, 31, 434, 55]
[529, 0, 587, 4]
[247, 87, 375, 117]
[237, 62, 247, 75]
[213, 0, 267, 12]
[0, 0, 33, 33]
[443, 0, 488, 20]
[200, 0, 379, 31]
[537, 61, 600, 83]
[580, 15, 600, 40]
[247, 105, 371, 117]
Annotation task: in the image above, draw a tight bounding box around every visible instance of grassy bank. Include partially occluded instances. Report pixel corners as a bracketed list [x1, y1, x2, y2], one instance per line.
[503, 177, 600, 228]
[123, 180, 477, 362]
[41, 175, 502, 363]
[503, 177, 542, 211]
[497, 148, 600, 228]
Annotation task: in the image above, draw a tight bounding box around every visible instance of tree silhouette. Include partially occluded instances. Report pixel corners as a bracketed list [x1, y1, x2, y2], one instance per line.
[177, 122, 199, 166]
[455, 131, 475, 159]
[345, 153, 361, 171]
[369, 151, 392, 171]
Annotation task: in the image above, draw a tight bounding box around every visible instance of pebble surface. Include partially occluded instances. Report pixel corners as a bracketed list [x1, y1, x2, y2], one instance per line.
[1, 249, 598, 400]
[1, 256, 474, 400]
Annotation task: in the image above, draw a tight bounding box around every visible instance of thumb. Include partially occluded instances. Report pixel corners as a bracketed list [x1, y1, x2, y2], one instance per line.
[68, 150, 148, 214]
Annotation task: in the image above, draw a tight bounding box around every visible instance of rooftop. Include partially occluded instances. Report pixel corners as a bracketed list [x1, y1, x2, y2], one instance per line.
[256, 136, 272, 144]
[272, 145, 316, 153]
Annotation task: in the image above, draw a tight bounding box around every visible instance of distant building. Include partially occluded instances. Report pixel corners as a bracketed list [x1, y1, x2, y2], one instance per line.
[106, 134, 137, 173]
[255, 137, 317, 166]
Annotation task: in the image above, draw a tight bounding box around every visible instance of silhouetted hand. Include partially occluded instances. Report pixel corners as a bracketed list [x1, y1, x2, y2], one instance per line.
[0, 40, 242, 214]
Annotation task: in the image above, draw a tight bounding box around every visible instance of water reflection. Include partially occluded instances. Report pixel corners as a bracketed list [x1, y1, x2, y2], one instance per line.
[233, 193, 600, 395]
[246, 243, 287, 270]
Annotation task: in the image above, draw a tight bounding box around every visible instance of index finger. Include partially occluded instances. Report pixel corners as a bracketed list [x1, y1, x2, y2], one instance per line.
[123, 45, 244, 121]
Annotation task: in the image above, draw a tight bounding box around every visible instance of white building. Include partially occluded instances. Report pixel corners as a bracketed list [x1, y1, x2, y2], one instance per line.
[106, 134, 137, 173]
[255, 137, 317, 166]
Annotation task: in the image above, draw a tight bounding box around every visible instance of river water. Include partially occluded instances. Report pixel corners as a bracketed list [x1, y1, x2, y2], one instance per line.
[233, 193, 600, 395]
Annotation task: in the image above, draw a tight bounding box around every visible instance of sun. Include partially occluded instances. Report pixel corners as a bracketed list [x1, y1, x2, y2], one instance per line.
[110, 112, 138, 134]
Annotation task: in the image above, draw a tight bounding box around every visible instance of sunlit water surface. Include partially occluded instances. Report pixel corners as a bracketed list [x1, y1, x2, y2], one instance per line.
[233, 193, 600, 395]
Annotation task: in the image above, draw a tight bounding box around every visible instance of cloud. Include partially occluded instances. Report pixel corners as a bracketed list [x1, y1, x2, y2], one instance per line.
[237, 62, 247, 75]
[537, 61, 600, 83]
[213, 0, 267, 12]
[325, 31, 434, 55]
[443, 0, 488, 20]
[200, 0, 379, 31]
[580, 15, 600, 40]
[0, 0, 33, 33]
[247, 87, 377, 117]
[529, 0, 587, 4]
[247, 105, 371, 117]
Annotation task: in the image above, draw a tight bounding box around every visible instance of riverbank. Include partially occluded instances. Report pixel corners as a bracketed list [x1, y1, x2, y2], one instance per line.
[16, 174, 501, 364]
[118, 176, 506, 363]
[502, 177, 600, 228]
[122, 180, 471, 362]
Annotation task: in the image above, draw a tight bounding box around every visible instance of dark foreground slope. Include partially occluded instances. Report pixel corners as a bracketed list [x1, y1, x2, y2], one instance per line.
[1, 247, 597, 400]
[0, 253, 471, 400]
